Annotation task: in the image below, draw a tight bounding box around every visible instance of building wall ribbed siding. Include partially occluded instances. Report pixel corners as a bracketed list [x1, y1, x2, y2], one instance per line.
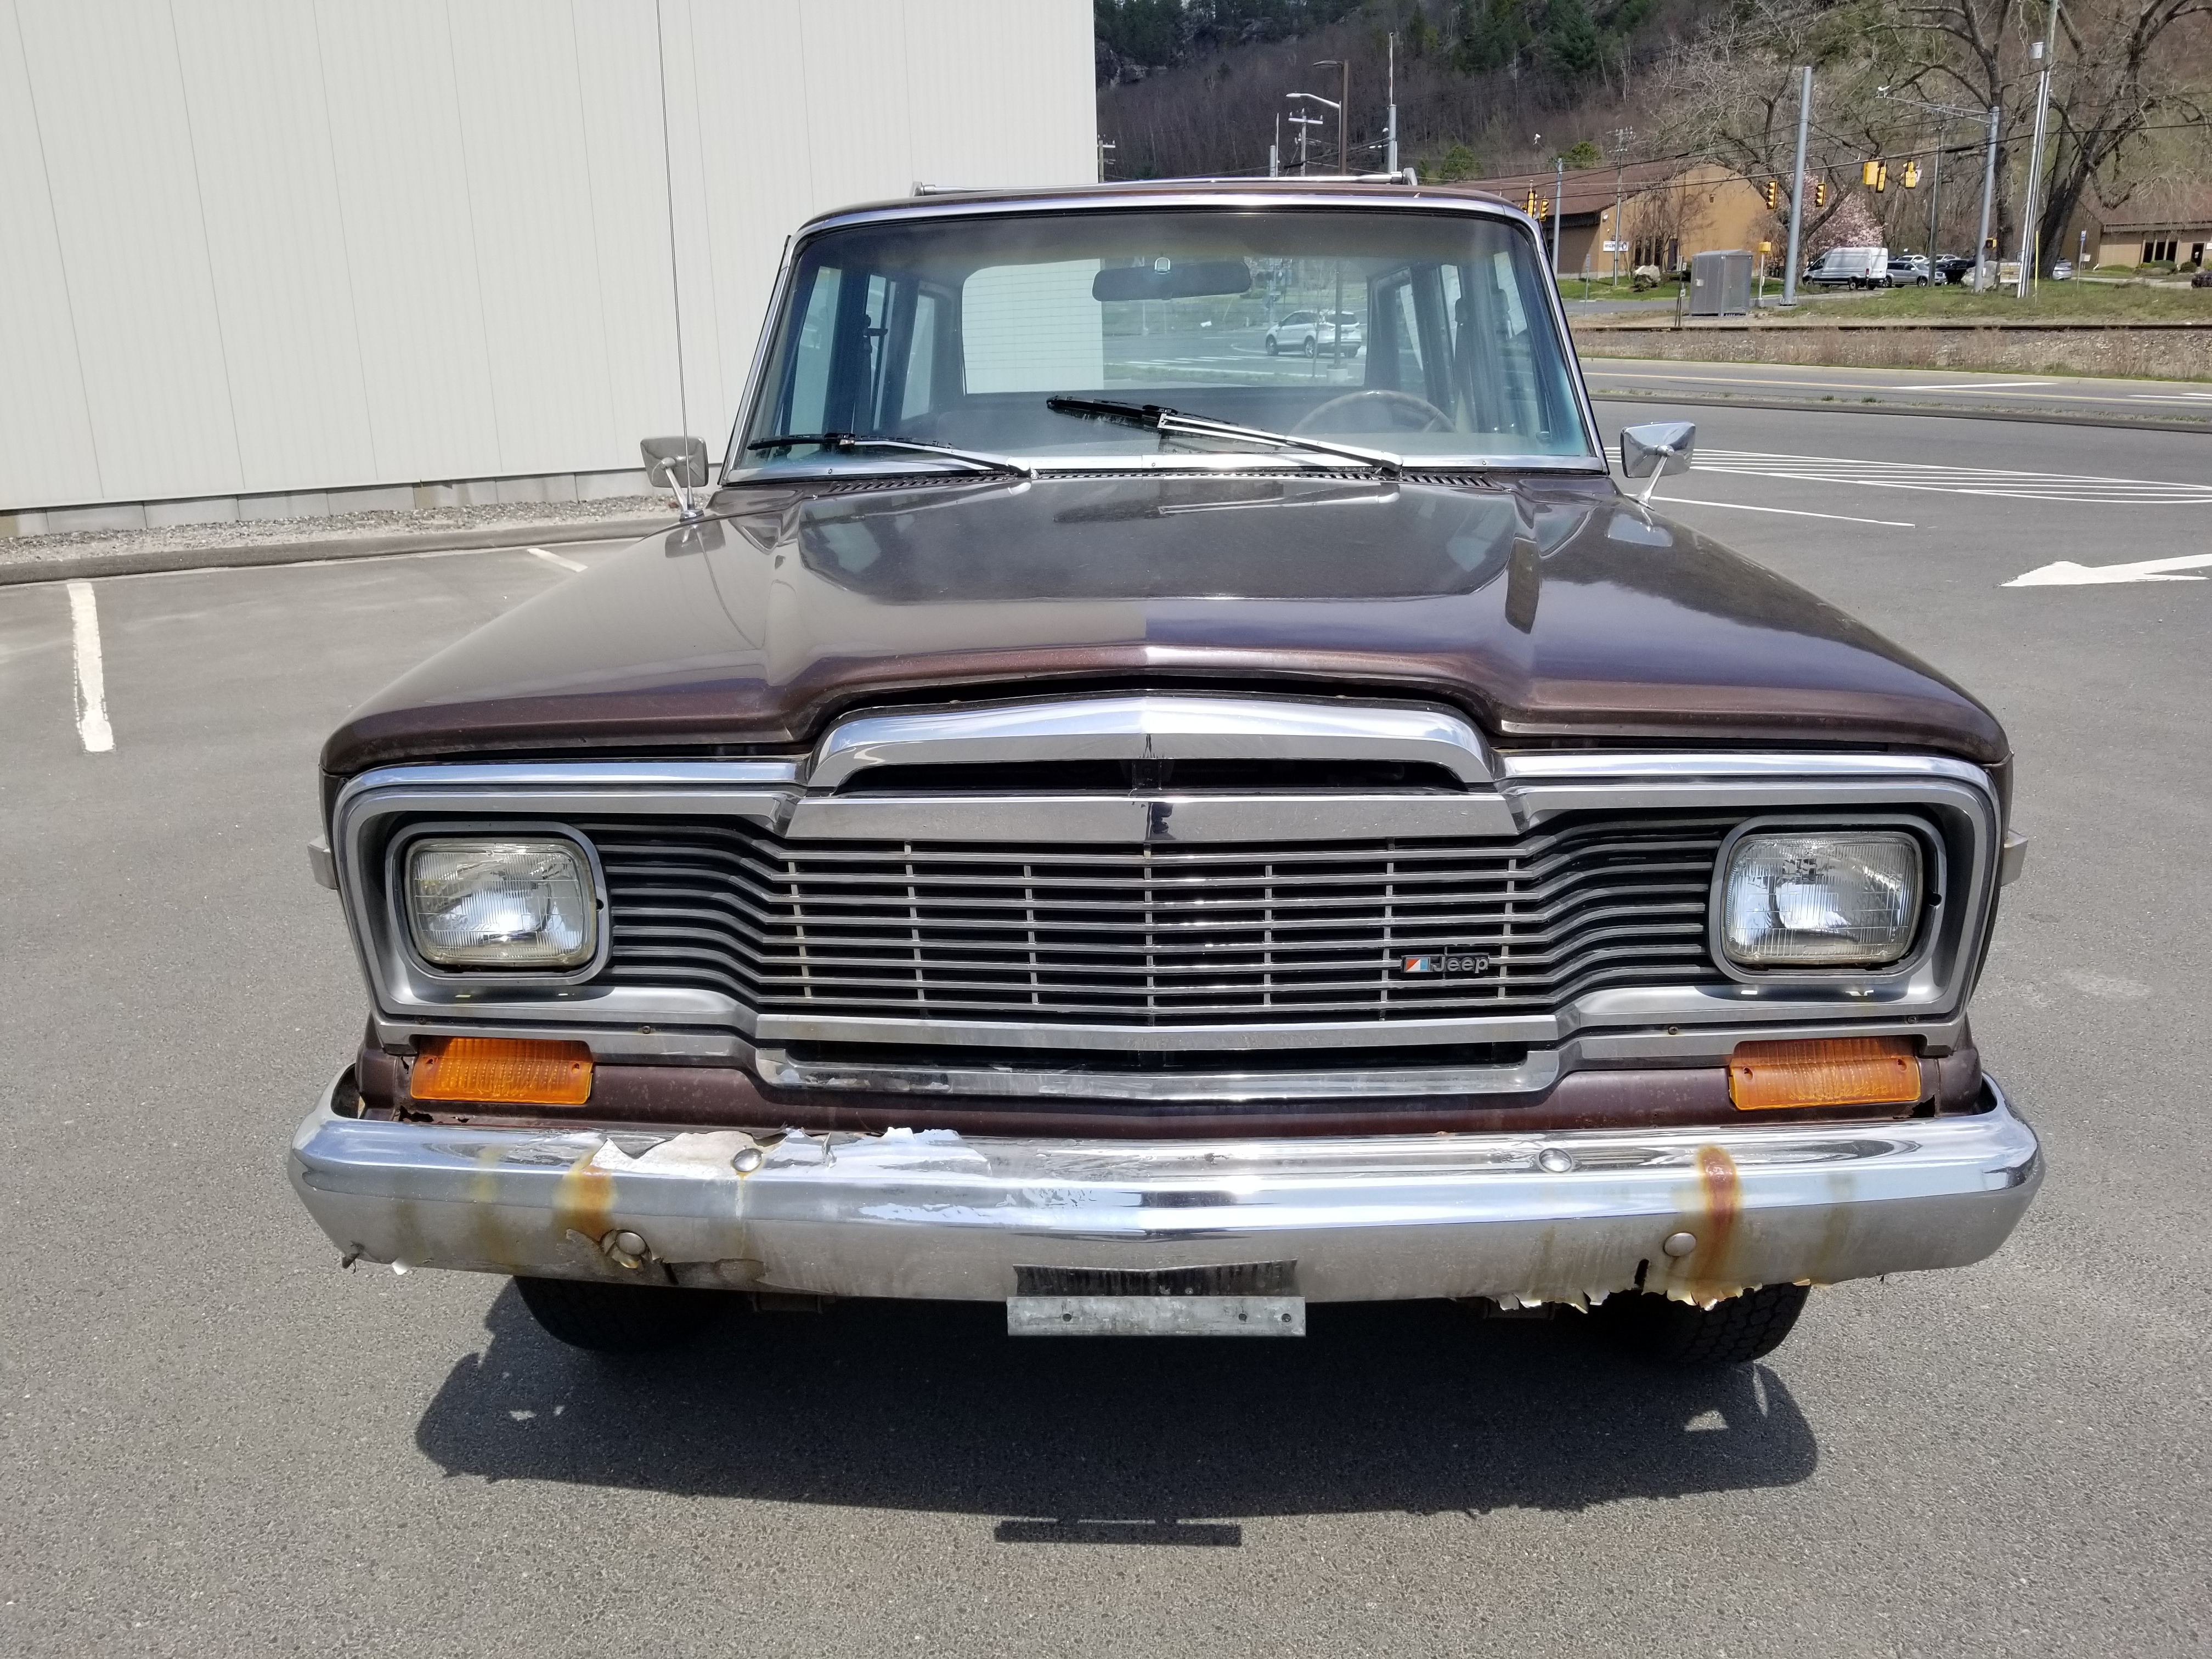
[0, 0, 1096, 514]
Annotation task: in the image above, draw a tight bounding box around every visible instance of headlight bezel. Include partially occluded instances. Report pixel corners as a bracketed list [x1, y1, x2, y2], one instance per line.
[385, 822, 608, 983]
[1707, 814, 1945, 984]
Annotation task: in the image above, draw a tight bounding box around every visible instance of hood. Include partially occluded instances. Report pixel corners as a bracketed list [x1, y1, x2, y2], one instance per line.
[323, 472, 2008, 774]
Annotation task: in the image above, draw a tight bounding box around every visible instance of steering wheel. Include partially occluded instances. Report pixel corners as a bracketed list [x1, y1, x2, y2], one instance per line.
[1291, 389, 1453, 435]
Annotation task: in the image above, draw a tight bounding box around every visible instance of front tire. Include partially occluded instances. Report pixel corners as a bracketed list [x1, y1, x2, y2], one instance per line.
[515, 1275, 725, 1352]
[1263, 335, 1278, 355]
[1304, 335, 1318, 358]
[1597, 1283, 1809, 1367]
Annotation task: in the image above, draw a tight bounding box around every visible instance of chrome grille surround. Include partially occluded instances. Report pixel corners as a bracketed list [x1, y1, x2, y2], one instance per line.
[331, 742, 2002, 1066]
[586, 813, 1731, 1026]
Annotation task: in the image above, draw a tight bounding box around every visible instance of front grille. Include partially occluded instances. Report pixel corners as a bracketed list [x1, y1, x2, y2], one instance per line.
[582, 812, 1734, 1027]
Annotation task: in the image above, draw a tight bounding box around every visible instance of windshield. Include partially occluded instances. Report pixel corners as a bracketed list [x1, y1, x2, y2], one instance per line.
[736, 207, 1594, 475]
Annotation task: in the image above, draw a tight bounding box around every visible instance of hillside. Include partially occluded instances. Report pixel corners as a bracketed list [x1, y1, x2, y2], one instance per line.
[1095, 0, 2212, 270]
[1096, 0, 1730, 184]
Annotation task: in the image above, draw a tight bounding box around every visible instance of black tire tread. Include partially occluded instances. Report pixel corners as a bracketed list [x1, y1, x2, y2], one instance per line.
[1600, 1282, 1810, 1367]
[514, 1275, 721, 1353]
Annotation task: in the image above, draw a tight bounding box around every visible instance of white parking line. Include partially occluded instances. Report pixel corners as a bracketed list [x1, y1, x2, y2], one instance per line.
[1693, 449, 2212, 505]
[1888, 380, 2053, 392]
[65, 580, 114, 754]
[1649, 494, 1915, 528]
[527, 545, 585, 572]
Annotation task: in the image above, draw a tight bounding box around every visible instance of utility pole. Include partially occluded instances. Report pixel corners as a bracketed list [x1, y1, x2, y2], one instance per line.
[1096, 136, 1115, 183]
[1781, 66, 1812, 307]
[1289, 106, 1322, 175]
[1927, 136, 1940, 263]
[2016, 0, 2059, 296]
[1314, 59, 1348, 172]
[1271, 112, 1281, 177]
[1385, 34, 1398, 176]
[1609, 127, 1633, 287]
[1552, 156, 1564, 276]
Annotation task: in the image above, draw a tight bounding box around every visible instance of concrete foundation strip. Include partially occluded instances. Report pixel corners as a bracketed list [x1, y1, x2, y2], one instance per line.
[0, 514, 677, 589]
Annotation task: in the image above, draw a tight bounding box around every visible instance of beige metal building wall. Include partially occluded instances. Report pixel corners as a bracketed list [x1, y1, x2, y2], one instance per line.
[0, 0, 1094, 526]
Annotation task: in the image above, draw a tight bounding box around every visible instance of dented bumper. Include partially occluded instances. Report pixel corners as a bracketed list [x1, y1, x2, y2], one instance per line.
[287, 1072, 2041, 1307]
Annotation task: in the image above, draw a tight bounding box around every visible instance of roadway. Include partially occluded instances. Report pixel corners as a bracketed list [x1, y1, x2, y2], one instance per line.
[2, 407, 2207, 1657]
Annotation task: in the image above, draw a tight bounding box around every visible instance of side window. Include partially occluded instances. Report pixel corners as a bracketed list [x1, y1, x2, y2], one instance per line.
[898, 290, 941, 420]
[782, 267, 843, 433]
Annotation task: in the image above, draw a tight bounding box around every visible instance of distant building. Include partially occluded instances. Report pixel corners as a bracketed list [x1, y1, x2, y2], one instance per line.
[2074, 185, 2211, 270]
[1460, 161, 1776, 278]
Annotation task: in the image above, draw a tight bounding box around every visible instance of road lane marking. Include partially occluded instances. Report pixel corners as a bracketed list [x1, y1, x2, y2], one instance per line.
[1649, 494, 1915, 527]
[65, 580, 114, 753]
[528, 546, 585, 572]
[1692, 449, 2212, 505]
[2006, 551, 2212, 586]
[1888, 380, 2053, 391]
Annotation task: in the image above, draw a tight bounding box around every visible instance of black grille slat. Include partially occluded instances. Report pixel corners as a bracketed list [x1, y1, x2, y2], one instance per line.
[577, 812, 1735, 1028]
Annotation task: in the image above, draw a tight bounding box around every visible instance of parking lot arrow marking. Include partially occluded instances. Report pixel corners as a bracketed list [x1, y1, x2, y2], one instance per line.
[65, 580, 115, 753]
[2005, 552, 2212, 586]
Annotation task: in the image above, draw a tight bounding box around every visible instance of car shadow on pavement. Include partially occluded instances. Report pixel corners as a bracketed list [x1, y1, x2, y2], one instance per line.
[412, 1288, 1817, 1524]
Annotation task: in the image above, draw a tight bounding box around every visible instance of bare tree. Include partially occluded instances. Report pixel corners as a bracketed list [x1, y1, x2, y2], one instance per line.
[1886, 0, 2210, 266]
[1643, 1, 1904, 251]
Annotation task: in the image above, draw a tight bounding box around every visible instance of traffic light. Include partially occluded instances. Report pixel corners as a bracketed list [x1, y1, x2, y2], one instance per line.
[1815, 180, 1827, 208]
[1525, 186, 1539, 215]
[1874, 163, 1889, 193]
[1764, 178, 1780, 210]
[1861, 159, 1881, 186]
[1903, 160, 1920, 189]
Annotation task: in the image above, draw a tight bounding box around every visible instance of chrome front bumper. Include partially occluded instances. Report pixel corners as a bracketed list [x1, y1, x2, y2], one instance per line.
[287, 1073, 2040, 1308]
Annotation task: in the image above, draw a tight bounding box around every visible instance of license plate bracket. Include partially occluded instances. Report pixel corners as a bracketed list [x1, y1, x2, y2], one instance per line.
[1007, 1262, 1304, 1337]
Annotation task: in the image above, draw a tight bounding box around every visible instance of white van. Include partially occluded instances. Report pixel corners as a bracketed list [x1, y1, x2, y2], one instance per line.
[1802, 246, 1891, 289]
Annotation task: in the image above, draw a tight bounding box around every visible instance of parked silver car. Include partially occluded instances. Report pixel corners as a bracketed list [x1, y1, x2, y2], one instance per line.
[1265, 308, 1363, 356]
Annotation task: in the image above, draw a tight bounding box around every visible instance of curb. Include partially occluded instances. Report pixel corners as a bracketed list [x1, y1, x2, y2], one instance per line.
[0, 513, 676, 588]
[1584, 390, 2212, 437]
[1572, 318, 2212, 333]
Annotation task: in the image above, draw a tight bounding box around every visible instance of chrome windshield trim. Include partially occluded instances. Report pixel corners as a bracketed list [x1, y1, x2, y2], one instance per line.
[809, 693, 1499, 787]
[724, 189, 1604, 477]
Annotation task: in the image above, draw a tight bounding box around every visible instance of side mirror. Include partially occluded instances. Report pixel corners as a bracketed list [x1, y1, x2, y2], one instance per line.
[1618, 421, 1696, 507]
[641, 435, 710, 518]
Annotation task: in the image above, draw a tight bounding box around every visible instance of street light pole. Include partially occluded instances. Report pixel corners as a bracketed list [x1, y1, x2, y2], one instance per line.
[1552, 156, 1564, 276]
[1313, 60, 1348, 172]
[1385, 34, 1398, 176]
[1781, 66, 1812, 307]
[2015, 0, 2060, 296]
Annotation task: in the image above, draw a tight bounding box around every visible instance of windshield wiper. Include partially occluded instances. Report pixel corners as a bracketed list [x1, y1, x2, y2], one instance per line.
[744, 432, 1032, 479]
[1045, 396, 1403, 478]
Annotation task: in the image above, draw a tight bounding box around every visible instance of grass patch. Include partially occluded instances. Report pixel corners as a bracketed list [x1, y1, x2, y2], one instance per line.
[1558, 275, 1664, 302]
[1795, 280, 2209, 321]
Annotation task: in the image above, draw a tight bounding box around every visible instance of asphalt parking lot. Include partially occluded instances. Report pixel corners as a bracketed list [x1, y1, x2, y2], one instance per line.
[3, 404, 2207, 1657]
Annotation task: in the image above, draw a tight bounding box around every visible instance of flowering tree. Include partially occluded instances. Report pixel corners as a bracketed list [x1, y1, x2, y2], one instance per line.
[1805, 194, 1886, 256]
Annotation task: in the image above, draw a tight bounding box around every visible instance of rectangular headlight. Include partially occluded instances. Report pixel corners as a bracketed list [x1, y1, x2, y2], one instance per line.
[405, 837, 596, 969]
[1720, 831, 1922, 969]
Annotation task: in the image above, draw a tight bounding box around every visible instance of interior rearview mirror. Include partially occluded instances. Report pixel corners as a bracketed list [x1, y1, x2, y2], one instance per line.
[641, 435, 710, 518]
[1092, 258, 1253, 303]
[1618, 421, 1696, 507]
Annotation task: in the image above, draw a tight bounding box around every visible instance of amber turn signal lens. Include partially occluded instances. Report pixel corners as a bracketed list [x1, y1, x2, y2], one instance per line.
[409, 1036, 592, 1106]
[1728, 1036, 1921, 1111]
